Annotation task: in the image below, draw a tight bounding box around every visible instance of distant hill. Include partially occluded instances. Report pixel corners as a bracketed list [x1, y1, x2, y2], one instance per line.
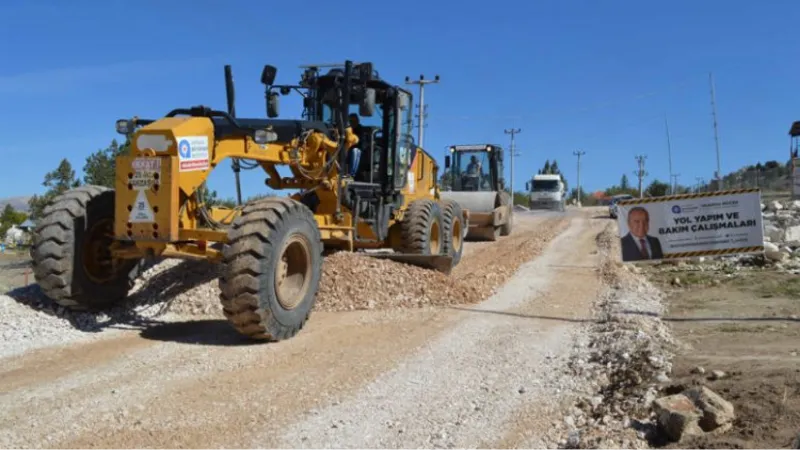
[0, 196, 31, 213]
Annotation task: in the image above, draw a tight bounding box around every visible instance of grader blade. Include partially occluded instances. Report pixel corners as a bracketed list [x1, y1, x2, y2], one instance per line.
[365, 253, 454, 274]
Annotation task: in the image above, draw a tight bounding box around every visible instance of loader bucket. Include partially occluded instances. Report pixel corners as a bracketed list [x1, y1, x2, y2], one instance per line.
[364, 253, 454, 274]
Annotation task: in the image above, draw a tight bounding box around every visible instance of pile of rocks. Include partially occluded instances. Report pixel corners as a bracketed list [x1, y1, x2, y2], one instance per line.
[761, 199, 800, 269]
[652, 385, 735, 443]
[315, 252, 483, 311]
[556, 225, 679, 449]
[557, 223, 746, 448]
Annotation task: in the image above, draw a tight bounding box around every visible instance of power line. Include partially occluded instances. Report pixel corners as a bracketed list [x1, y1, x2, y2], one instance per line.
[634, 155, 648, 197]
[405, 74, 440, 149]
[504, 128, 522, 206]
[573, 150, 586, 207]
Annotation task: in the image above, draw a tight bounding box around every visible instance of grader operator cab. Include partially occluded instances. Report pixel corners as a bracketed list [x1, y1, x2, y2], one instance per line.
[30, 60, 467, 341]
[439, 144, 513, 243]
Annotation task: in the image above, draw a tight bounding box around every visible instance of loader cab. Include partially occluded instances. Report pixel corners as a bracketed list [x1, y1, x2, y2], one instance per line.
[444, 144, 505, 192]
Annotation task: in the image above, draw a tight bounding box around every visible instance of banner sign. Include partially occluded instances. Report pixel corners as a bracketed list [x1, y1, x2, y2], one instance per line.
[615, 189, 764, 262]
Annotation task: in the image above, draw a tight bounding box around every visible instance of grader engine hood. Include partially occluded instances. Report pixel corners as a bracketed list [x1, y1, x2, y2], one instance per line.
[438, 191, 498, 213]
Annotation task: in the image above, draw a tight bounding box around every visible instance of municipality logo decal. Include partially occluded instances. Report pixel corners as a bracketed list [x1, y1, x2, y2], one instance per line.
[178, 139, 191, 159]
[671, 205, 681, 214]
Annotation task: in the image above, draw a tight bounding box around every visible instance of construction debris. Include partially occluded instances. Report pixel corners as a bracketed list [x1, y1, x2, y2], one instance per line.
[559, 224, 678, 449]
[653, 386, 735, 443]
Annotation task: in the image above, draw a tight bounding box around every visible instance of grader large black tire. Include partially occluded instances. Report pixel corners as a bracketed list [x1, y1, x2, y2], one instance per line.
[440, 199, 464, 266]
[399, 199, 444, 255]
[30, 185, 142, 310]
[219, 197, 323, 341]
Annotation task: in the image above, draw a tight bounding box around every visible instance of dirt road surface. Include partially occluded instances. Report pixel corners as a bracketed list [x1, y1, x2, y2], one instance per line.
[0, 208, 611, 448]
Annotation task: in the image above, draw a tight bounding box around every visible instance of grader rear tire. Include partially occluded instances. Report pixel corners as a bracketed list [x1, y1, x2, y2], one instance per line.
[30, 185, 142, 310]
[441, 199, 464, 266]
[399, 199, 444, 255]
[219, 197, 323, 341]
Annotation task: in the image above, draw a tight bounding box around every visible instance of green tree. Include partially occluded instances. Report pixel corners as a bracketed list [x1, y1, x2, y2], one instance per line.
[198, 183, 237, 209]
[0, 204, 28, 239]
[28, 158, 81, 219]
[83, 139, 128, 187]
[513, 191, 528, 206]
[620, 174, 630, 190]
[644, 179, 670, 197]
[532, 159, 568, 192]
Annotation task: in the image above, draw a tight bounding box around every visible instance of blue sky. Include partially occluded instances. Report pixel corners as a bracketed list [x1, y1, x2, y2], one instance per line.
[1, 0, 797, 200]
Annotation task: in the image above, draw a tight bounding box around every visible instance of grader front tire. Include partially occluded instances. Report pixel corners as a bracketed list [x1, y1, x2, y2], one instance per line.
[30, 185, 141, 310]
[219, 198, 323, 341]
[399, 199, 444, 255]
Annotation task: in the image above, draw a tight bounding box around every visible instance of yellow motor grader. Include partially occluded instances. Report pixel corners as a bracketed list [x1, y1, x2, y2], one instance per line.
[30, 60, 466, 341]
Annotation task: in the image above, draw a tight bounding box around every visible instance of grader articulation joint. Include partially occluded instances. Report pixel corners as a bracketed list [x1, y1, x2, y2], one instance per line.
[30, 60, 467, 342]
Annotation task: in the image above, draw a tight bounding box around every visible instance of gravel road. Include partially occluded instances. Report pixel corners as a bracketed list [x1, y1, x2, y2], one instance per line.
[0, 208, 612, 448]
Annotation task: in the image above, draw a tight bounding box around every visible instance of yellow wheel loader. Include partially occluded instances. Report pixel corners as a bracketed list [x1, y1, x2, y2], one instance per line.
[439, 144, 513, 243]
[30, 61, 467, 341]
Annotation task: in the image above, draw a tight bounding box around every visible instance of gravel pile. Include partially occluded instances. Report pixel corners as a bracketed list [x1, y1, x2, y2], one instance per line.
[0, 217, 569, 358]
[315, 253, 482, 311]
[0, 293, 92, 359]
[555, 223, 679, 449]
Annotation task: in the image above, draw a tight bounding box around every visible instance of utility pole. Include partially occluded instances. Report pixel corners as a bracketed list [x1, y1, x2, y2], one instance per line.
[504, 128, 522, 207]
[405, 74, 440, 148]
[573, 150, 586, 207]
[695, 176, 705, 193]
[671, 173, 680, 193]
[664, 115, 674, 194]
[709, 72, 722, 190]
[634, 155, 648, 197]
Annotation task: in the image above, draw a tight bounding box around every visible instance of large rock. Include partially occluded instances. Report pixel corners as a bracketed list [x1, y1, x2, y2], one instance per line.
[764, 241, 785, 261]
[652, 387, 736, 443]
[682, 386, 735, 432]
[770, 200, 784, 212]
[785, 226, 800, 247]
[652, 394, 703, 442]
[765, 224, 784, 243]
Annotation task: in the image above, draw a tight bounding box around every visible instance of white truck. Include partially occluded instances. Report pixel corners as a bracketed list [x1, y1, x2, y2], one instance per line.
[526, 174, 566, 211]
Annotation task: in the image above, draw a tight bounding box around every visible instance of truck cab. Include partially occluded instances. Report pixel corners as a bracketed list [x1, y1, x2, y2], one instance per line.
[526, 174, 566, 211]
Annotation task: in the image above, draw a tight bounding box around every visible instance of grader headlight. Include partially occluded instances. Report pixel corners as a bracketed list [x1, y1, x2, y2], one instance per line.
[116, 119, 131, 135]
